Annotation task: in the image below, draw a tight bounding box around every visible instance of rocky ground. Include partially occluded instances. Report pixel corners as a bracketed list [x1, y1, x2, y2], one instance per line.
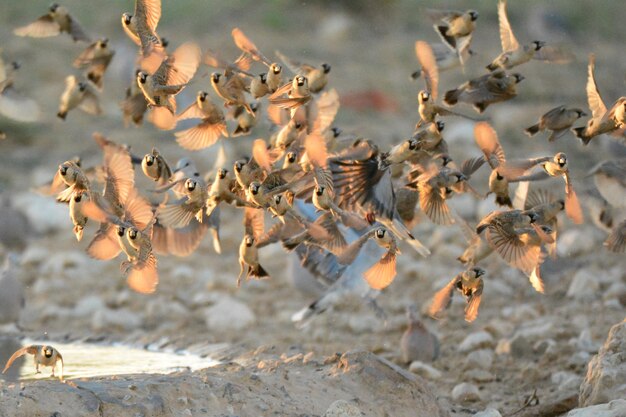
[1, 1, 625, 416]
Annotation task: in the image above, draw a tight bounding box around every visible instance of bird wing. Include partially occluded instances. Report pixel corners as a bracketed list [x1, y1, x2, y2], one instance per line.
[14, 14, 60, 38]
[68, 15, 91, 42]
[175, 120, 226, 151]
[165, 42, 201, 86]
[498, 0, 519, 52]
[363, 250, 397, 290]
[2, 345, 39, 374]
[127, 252, 158, 294]
[564, 172, 584, 224]
[311, 88, 340, 134]
[243, 206, 265, 240]
[464, 279, 483, 322]
[415, 41, 439, 100]
[135, 0, 161, 32]
[586, 54, 607, 119]
[474, 122, 506, 168]
[232, 28, 270, 65]
[428, 275, 459, 319]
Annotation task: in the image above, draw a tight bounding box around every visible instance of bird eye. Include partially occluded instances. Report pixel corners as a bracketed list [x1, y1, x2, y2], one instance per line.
[421, 91, 429, 100]
[273, 64, 281, 73]
[211, 73, 220, 83]
[74, 194, 82, 202]
[129, 230, 137, 239]
[117, 226, 125, 236]
[144, 155, 154, 166]
[436, 121, 445, 131]
[186, 180, 196, 191]
[123, 14, 132, 25]
[407, 139, 418, 150]
[218, 169, 227, 178]
[59, 165, 68, 176]
[315, 186, 324, 195]
[322, 63, 331, 73]
[274, 195, 282, 204]
[287, 152, 296, 163]
[375, 228, 386, 239]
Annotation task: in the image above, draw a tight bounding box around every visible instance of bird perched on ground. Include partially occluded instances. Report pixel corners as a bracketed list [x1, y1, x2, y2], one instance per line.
[444, 70, 524, 113]
[487, 0, 572, 71]
[57, 75, 101, 120]
[2, 345, 63, 380]
[400, 305, 440, 363]
[525, 105, 586, 142]
[0, 254, 24, 331]
[573, 55, 620, 144]
[14, 3, 90, 42]
[426, 8, 478, 64]
[73, 38, 115, 89]
[429, 267, 485, 322]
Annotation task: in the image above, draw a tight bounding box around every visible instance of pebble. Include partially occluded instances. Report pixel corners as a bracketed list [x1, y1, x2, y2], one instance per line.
[557, 227, 601, 257]
[474, 409, 502, 417]
[73, 295, 105, 316]
[39, 250, 91, 275]
[465, 369, 495, 383]
[13, 192, 69, 234]
[20, 245, 49, 266]
[323, 399, 363, 417]
[451, 382, 481, 403]
[465, 349, 494, 370]
[408, 361, 442, 380]
[204, 296, 255, 332]
[509, 334, 534, 358]
[567, 400, 626, 417]
[459, 331, 495, 352]
[567, 270, 600, 300]
[91, 307, 143, 331]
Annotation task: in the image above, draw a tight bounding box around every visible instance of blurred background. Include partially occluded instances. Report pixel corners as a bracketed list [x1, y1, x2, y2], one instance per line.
[0, 1, 624, 413]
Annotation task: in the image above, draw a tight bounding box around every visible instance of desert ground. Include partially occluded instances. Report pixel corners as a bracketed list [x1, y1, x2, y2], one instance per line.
[0, 1, 625, 416]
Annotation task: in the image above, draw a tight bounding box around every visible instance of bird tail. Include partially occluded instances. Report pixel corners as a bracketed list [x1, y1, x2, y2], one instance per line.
[495, 194, 513, 207]
[57, 111, 67, 120]
[486, 62, 498, 71]
[291, 299, 326, 328]
[525, 124, 540, 136]
[410, 68, 422, 81]
[572, 126, 590, 144]
[443, 89, 460, 105]
[249, 263, 269, 278]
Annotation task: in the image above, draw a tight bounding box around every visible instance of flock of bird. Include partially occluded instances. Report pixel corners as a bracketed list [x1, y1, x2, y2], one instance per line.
[1, 0, 625, 353]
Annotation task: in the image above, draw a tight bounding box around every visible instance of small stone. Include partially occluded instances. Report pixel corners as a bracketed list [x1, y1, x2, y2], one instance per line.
[13, 192, 69, 234]
[91, 308, 142, 331]
[451, 382, 481, 403]
[465, 349, 494, 370]
[73, 295, 105, 316]
[495, 338, 511, 355]
[323, 399, 363, 417]
[567, 270, 600, 300]
[567, 400, 626, 416]
[474, 409, 502, 417]
[534, 339, 556, 355]
[464, 369, 495, 383]
[40, 250, 90, 275]
[558, 228, 601, 257]
[603, 282, 626, 303]
[459, 331, 494, 352]
[408, 361, 442, 380]
[204, 296, 255, 332]
[551, 371, 582, 392]
[509, 334, 534, 358]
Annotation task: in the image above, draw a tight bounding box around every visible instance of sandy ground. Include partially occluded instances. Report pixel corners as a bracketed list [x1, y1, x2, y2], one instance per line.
[0, 1, 625, 416]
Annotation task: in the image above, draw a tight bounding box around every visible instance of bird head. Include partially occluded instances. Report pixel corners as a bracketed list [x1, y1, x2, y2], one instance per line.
[435, 120, 445, 132]
[122, 13, 132, 26]
[137, 71, 148, 84]
[143, 154, 155, 166]
[314, 185, 325, 196]
[78, 82, 87, 92]
[217, 168, 228, 179]
[533, 41, 546, 51]
[286, 151, 298, 164]
[249, 182, 261, 195]
[331, 127, 342, 137]
[198, 91, 208, 101]
[43, 346, 54, 357]
[50, 3, 59, 12]
[270, 63, 282, 74]
[555, 152, 567, 167]
[116, 226, 126, 237]
[185, 178, 197, 192]
[295, 75, 307, 87]
[127, 228, 138, 241]
[407, 138, 419, 151]
[513, 74, 525, 83]
[419, 90, 430, 103]
[244, 235, 254, 246]
[259, 73, 267, 83]
[472, 267, 485, 278]
[211, 72, 221, 84]
[469, 10, 479, 21]
[321, 63, 331, 74]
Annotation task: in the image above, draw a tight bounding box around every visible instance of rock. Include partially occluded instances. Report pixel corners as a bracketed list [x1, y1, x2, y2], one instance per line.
[408, 361, 442, 380]
[448, 193, 476, 218]
[464, 369, 495, 383]
[465, 349, 494, 370]
[509, 334, 534, 358]
[451, 382, 481, 403]
[572, 329, 600, 353]
[552, 371, 583, 392]
[567, 400, 626, 416]
[579, 319, 626, 406]
[501, 303, 540, 321]
[348, 313, 384, 333]
[20, 245, 49, 266]
[474, 409, 502, 417]
[567, 270, 600, 300]
[73, 295, 105, 317]
[603, 282, 626, 304]
[323, 400, 362, 417]
[558, 228, 601, 257]
[91, 308, 143, 331]
[13, 192, 69, 234]
[459, 331, 494, 352]
[204, 296, 255, 332]
[39, 250, 91, 275]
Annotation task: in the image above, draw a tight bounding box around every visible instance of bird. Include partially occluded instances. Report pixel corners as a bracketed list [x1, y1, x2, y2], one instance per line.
[400, 305, 440, 364]
[525, 105, 587, 142]
[230, 28, 283, 92]
[275, 50, 331, 93]
[573, 55, 620, 144]
[429, 267, 485, 322]
[411, 43, 474, 80]
[487, 0, 572, 71]
[121, 0, 165, 73]
[14, 3, 90, 42]
[73, 38, 115, 89]
[415, 165, 470, 225]
[501, 152, 583, 224]
[0, 55, 41, 123]
[232, 102, 260, 136]
[587, 159, 626, 209]
[174, 91, 228, 151]
[474, 121, 518, 207]
[444, 70, 524, 113]
[2, 345, 63, 380]
[210, 71, 254, 115]
[57, 75, 101, 120]
[136, 42, 201, 129]
[238, 207, 269, 286]
[605, 219, 626, 253]
[269, 75, 312, 116]
[121, 69, 149, 126]
[0, 253, 24, 331]
[141, 147, 172, 185]
[426, 8, 478, 64]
